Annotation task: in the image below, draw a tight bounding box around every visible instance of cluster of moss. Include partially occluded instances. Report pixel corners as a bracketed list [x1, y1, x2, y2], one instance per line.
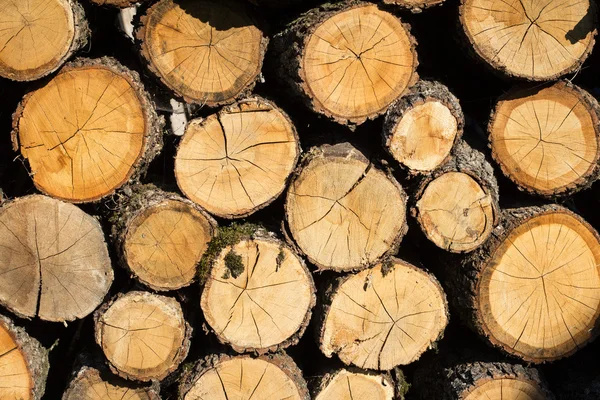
[222, 251, 244, 279]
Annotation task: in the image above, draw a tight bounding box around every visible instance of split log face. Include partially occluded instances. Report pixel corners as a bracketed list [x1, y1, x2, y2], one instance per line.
[314, 369, 396, 400]
[0, 314, 49, 400]
[175, 97, 300, 218]
[462, 206, 600, 363]
[179, 353, 310, 400]
[62, 366, 160, 400]
[201, 236, 315, 353]
[115, 186, 217, 291]
[12, 58, 164, 203]
[320, 259, 449, 370]
[489, 81, 600, 197]
[138, 0, 267, 107]
[276, 2, 418, 125]
[0, 195, 113, 322]
[416, 172, 495, 252]
[383, 81, 464, 174]
[460, 0, 596, 80]
[0, 0, 88, 81]
[286, 143, 408, 271]
[95, 291, 191, 381]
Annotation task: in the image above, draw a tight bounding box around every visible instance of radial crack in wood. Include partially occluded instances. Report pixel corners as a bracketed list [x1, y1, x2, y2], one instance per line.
[201, 234, 315, 353]
[460, 0, 597, 80]
[274, 1, 418, 126]
[138, 0, 268, 107]
[489, 81, 600, 197]
[113, 185, 217, 291]
[457, 206, 600, 363]
[0, 0, 89, 81]
[0, 195, 113, 322]
[176, 97, 300, 218]
[383, 81, 464, 174]
[319, 259, 449, 370]
[94, 291, 191, 381]
[12, 57, 164, 203]
[314, 369, 397, 400]
[178, 353, 310, 400]
[285, 143, 407, 271]
[0, 314, 49, 400]
[62, 366, 160, 400]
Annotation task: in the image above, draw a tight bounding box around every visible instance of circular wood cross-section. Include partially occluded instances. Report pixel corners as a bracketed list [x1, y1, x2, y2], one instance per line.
[464, 379, 546, 400]
[0, 0, 88, 81]
[179, 354, 310, 400]
[416, 172, 495, 252]
[490, 81, 600, 197]
[12, 58, 163, 203]
[123, 197, 216, 291]
[314, 369, 395, 400]
[478, 208, 600, 362]
[62, 366, 160, 400]
[0, 195, 113, 322]
[286, 143, 407, 271]
[201, 237, 315, 353]
[320, 259, 449, 370]
[138, 0, 267, 107]
[0, 314, 48, 400]
[301, 4, 417, 124]
[95, 291, 191, 381]
[176, 97, 299, 218]
[460, 0, 596, 80]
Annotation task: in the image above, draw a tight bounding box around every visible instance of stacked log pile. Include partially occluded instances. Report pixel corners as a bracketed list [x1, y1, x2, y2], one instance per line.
[0, 0, 599, 398]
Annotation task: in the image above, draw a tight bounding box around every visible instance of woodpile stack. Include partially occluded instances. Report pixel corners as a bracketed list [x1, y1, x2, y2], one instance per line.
[0, 0, 598, 398]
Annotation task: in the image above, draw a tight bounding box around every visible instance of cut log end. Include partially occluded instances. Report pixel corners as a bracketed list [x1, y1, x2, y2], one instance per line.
[95, 291, 191, 381]
[12, 57, 164, 203]
[0, 0, 88, 81]
[384, 81, 463, 173]
[138, 0, 267, 107]
[464, 379, 547, 399]
[490, 81, 600, 197]
[460, 0, 596, 80]
[474, 207, 600, 362]
[278, 2, 418, 125]
[62, 366, 160, 400]
[179, 354, 310, 400]
[201, 236, 315, 353]
[320, 259, 449, 370]
[176, 97, 300, 218]
[286, 143, 408, 271]
[0, 314, 49, 400]
[0, 195, 113, 322]
[314, 369, 396, 400]
[416, 172, 495, 252]
[119, 188, 217, 291]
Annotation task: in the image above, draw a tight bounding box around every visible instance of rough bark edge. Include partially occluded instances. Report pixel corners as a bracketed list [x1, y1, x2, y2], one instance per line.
[284, 142, 409, 272]
[90, 0, 149, 8]
[109, 184, 218, 291]
[0, 194, 114, 322]
[0, 0, 90, 82]
[246, 0, 303, 7]
[135, 0, 269, 108]
[383, 80, 465, 176]
[175, 95, 302, 219]
[200, 230, 316, 354]
[62, 365, 161, 400]
[411, 140, 500, 253]
[382, 0, 446, 13]
[312, 368, 407, 399]
[317, 258, 450, 370]
[488, 80, 600, 198]
[94, 291, 192, 382]
[452, 205, 600, 363]
[178, 352, 310, 400]
[273, 1, 419, 127]
[0, 314, 49, 400]
[11, 56, 165, 204]
[458, 0, 598, 81]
